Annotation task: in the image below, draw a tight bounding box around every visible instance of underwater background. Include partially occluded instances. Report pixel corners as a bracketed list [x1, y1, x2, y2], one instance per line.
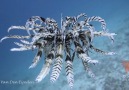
[0, 0, 129, 90]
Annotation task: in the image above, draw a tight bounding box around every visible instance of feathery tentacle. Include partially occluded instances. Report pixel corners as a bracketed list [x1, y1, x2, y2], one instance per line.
[29, 46, 43, 69]
[90, 45, 116, 55]
[0, 35, 30, 42]
[50, 44, 63, 83]
[82, 60, 95, 78]
[65, 57, 74, 88]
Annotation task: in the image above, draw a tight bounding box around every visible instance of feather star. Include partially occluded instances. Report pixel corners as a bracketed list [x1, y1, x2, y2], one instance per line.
[0, 13, 116, 88]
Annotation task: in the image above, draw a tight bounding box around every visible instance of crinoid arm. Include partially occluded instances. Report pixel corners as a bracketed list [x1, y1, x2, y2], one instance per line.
[93, 31, 117, 43]
[10, 46, 34, 51]
[86, 16, 107, 31]
[36, 50, 55, 82]
[82, 60, 95, 78]
[8, 26, 26, 32]
[29, 47, 44, 69]
[20, 40, 31, 45]
[0, 35, 31, 42]
[1, 13, 116, 88]
[90, 45, 116, 55]
[65, 57, 74, 88]
[65, 42, 74, 88]
[50, 44, 63, 83]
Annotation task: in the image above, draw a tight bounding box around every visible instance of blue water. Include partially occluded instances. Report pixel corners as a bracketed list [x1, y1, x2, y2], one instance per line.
[0, 0, 129, 90]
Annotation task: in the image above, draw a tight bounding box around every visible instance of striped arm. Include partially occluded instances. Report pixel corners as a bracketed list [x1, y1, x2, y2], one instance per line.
[65, 58, 74, 88]
[50, 56, 63, 83]
[79, 53, 98, 64]
[14, 42, 25, 47]
[90, 45, 116, 55]
[20, 40, 30, 45]
[0, 35, 30, 42]
[86, 16, 106, 31]
[36, 50, 55, 82]
[29, 47, 43, 68]
[10, 44, 36, 51]
[11, 46, 32, 51]
[8, 26, 26, 32]
[82, 60, 95, 78]
[74, 41, 98, 64]
[76, 13, 87, 20]
[35, 58, 52, 82]
[93, 31, 116, 43]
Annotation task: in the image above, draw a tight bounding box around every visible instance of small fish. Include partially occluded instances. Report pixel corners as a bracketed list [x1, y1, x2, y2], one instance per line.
[122, 61, 129, 73]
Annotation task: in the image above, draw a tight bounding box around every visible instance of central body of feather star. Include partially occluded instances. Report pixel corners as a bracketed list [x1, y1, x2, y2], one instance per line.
[1, 13, 116, 88]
